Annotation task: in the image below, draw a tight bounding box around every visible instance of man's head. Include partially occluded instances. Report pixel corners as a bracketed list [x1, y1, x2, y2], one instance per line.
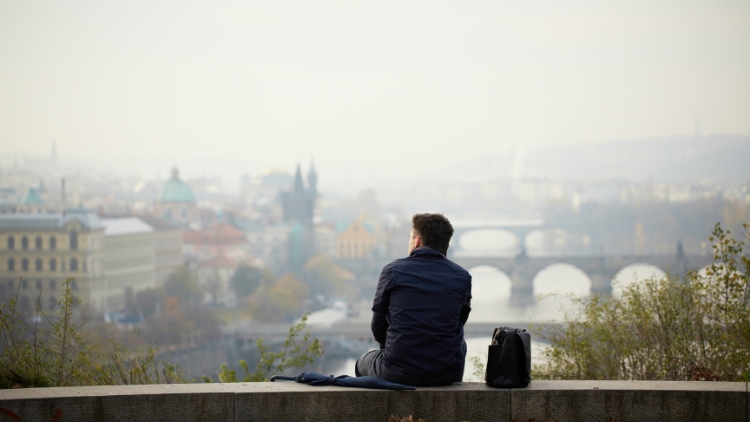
[409, 213, 454, 256]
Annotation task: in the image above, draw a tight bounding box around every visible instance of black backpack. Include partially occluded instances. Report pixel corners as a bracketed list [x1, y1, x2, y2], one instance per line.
[485, 326, 531, 388]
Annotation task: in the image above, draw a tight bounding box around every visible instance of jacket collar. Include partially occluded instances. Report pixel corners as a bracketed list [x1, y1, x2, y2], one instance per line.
[409, 246, 446, 259]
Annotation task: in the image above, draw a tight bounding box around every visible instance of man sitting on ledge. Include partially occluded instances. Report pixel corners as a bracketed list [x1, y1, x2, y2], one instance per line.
[355, 213, 472, 386]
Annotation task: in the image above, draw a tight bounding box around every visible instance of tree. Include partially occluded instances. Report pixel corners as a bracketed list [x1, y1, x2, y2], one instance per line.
[247, 274, 308, 323]
[214, 314, 323, 382]
[535, 223, 750, 381]
[163, 266, 200, 304]
[302, 255, 355, 299]
[135, 288, 167, 317]
[230, 264, 273, 299]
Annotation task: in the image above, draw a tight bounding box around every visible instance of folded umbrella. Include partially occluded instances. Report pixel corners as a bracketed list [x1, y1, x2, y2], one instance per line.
[270, 372, 415, 390]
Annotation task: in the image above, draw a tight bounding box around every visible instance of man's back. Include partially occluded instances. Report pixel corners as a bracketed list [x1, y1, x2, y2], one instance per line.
[372, 247, 472, 379]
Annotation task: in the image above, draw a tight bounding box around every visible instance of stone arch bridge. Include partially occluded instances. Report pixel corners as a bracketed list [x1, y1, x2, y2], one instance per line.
[453, 253, 712, 305]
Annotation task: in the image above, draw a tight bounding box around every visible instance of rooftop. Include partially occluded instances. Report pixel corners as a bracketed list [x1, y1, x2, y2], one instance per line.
[101, 217, 154, 236]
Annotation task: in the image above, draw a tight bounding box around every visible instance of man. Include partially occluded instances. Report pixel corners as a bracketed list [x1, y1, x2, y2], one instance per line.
[355, 213, 472, 386]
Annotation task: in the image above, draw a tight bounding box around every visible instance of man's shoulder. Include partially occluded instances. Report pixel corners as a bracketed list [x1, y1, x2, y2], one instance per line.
[388, 251, 470, 276]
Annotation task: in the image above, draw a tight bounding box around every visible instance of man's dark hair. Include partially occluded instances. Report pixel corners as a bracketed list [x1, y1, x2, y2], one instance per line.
[412, 213, 454, 255]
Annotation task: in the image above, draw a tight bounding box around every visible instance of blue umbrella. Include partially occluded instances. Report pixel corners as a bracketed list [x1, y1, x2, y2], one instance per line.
[270, 372, 416, 390]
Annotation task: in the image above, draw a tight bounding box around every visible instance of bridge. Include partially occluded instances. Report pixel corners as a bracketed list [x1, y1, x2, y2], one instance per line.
[336, 218, 714, 304]
[453, 252, 712, 304]
[450, 218, 552, 257]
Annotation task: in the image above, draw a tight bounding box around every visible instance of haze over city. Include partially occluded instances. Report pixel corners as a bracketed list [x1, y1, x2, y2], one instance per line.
[2, 0, 749, 192]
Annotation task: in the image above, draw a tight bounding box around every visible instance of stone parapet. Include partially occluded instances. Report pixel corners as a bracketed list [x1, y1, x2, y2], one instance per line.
[0, 380, 746, 422]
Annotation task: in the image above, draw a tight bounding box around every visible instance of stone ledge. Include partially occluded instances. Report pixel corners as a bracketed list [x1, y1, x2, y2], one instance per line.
[0, 381, 746, 422]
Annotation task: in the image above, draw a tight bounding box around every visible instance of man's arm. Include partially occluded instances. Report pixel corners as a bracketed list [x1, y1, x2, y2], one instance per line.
[371, 264, 393, 349]
[460, 274, 472, 325]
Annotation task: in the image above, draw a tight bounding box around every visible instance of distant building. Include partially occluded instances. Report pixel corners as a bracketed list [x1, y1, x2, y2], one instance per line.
[139, 214, 184, 284]
[314, 223, 337, 259]
[0, 210, 105, 315]
[183, 222, 251, 266]
[0, 210, 187, 315]
[154, 167, 196, 227]
[197, 253, 237, 307]
[281, 164, 318, 270]
[16, 188, 46, 214]
[100, 217, 157, 311]
[336, 221, 377, 259]
[245, 225, 290, 272]
[281, 164, 317, 226]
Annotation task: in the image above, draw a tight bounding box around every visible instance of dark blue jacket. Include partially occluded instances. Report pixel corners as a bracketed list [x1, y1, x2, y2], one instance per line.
[371, 246, 472, 378]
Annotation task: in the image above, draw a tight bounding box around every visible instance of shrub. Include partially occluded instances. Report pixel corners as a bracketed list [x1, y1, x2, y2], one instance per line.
[214, 314, 323, 382]
[534, 223, 750, 381]
[0, 278, 183, 388]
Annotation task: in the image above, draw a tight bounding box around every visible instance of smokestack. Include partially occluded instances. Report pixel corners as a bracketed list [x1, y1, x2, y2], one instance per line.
[61, 178, 66, 213]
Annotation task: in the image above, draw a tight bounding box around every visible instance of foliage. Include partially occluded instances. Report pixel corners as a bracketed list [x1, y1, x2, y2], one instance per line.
[535, 223, 750, 381]
[140, 303, 221, 348]
[230, 264, 273, 299]
[133, 287, 168, 317]
[215, 314, 323, 382]
[163, 266, 200, 304]
[247, 273, 308, 323]
[0, 278, 184, 388]
[469, 355, 486, 382]
[302, 255, 355, 299]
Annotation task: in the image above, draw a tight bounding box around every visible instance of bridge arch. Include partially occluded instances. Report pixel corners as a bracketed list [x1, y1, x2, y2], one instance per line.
[532, 263, 592, 297]
[531, 263, 592, 320]
[612, 263, 666, 296]
[467, 265, 512, 323]
[454, 229, 521, 257]
[525, 229, 571, 257]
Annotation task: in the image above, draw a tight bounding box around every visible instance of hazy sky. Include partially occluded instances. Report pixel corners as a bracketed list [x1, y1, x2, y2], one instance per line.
[1, 0, 749, 189]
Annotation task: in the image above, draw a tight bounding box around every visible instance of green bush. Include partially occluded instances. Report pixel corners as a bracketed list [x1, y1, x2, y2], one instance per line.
[1, 278, 324, 388]
[535, 223, 750, 381]
[0, 279, 184, 388]
[214, 314, 323, 382]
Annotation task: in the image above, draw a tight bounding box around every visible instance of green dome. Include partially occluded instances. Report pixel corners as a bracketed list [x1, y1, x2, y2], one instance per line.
[21, 188, 44, 205]
[158, 167, 195, 203]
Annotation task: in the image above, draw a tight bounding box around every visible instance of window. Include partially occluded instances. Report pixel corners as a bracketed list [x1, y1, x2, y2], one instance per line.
[22, 258, 29, 271]
[35, 236, 42, 250]
[49, 259, 56, 271]
[50, 280, 56, 291]
[8, 259, 15, 272]
[7, 236, 14, 250]
[49, 297, 56, 311]
[69, 231, 78, 250]
[35, 258, 42, 272]
[49, 236, 56, 250]
[21, 236, 29, 250]
[36, 280, 42, 290]
[70, 258, 78, 272]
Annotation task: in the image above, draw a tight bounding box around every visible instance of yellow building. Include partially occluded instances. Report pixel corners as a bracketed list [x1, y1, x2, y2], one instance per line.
[0, 210, 105, 315]
[336, 221, 377, 259]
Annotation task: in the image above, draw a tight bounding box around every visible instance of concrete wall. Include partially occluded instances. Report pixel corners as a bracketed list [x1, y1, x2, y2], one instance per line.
[0, 380, 746, 422]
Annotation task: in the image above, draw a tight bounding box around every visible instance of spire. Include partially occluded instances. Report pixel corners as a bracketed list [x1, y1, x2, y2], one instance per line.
[293, 164, 305, 192]
[171, 166, 179, 181]
[307, 160, 318, 195]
